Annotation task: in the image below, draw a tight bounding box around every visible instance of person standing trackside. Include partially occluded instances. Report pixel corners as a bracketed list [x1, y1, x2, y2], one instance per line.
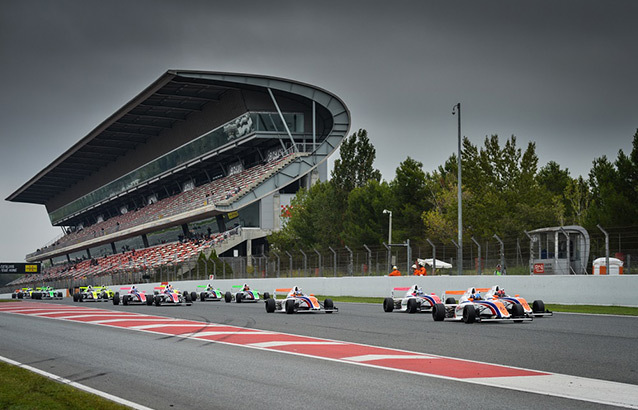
[389, 266, 401, 276]
[494, 264, 503, 275]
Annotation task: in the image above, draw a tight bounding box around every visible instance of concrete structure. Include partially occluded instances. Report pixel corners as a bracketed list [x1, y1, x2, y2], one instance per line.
[527, 225, 590, 275]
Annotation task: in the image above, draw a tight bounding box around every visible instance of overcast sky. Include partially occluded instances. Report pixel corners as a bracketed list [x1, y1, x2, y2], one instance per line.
[1, 0, 636, 262]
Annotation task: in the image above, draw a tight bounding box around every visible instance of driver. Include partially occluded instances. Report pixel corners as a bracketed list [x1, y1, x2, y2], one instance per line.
[470, 288, 483, 301]
[207, 283, 214, 291]
[164, 284, 173, 294]
[292, 286, 303, 296]
[242, 283, 250, 291]
[131, 285, 140, 295]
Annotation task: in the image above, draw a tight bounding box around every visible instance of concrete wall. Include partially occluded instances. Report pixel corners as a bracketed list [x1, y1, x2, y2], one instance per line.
[7, 275, 632, 306]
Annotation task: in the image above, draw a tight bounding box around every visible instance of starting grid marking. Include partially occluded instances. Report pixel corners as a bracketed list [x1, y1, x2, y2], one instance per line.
[2, 302, 638, 409]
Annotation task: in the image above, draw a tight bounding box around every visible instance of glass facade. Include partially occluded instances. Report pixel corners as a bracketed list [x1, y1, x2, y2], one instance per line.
[50, 111, 304, 224]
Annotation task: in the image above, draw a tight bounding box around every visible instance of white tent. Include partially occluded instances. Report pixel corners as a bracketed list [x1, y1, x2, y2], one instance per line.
[417, 258, 453, 269]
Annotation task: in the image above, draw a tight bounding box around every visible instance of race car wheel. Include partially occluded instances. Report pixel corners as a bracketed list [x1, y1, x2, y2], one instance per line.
[190, 292, 197, 302]
[72, 293, 78, 302]
[200, 292, 206, 302]
[154, 296, 161, 306]
[324, 298, 334, 314]
[145, 295, 153, 305]
[11, 294, 16, 299]
[18, 293, 24, 299]
[263, 292, 270, 300]
[383, 297, 394, 312]
[532, 300, 545, 313]
[57, 292, 63, 298]
[224, 291, 232, 303]
[462, 305, 476, 324]
[123, 295, 130, 305]
[432, 303, 446, 321]
[78, 294, 83, 302]
[236, 293, 243, 303]
[285, 299, 296, 314]
[265, 298, 276, 313]
[113, 293, 120, 305]
[445, 297, 456, 305]
[511, 303, 524, 318]
[407, 298, 418, 313]
[185, 293, 192, 303]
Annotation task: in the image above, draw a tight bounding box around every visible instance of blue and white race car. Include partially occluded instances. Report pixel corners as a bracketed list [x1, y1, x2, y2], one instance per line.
[433, 287, 533, 323]
[383, 285, 442, 313]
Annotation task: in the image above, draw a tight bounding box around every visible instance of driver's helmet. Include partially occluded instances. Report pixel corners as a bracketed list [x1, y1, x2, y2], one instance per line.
[243, 283, 250, 291]
[207, 283, 213, 289]
[293, 286, 302, 295]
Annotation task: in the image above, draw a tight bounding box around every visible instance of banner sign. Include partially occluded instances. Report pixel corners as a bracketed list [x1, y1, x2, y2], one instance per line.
[0, 263, 41, 274]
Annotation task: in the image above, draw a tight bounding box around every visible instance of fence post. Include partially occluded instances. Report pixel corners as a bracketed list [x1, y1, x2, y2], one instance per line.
[344, 246, 353, 276]
[271, 251, 281, 278]
[313, 248, 322, 276]
[524, 230, 535, 275]
[471, 236, 481, 275]
[285, 251, 293, 277]
[426, 239, 436, 273]
[328, 246, 337, 277]
[299, 249, 307, 277]
[406, 239, 411, 274]
[493, 234, 505, 274]
[363, 244, 372, 275]
[382, 242, 390, 273]
[597, 224, 610, 275]
[451, 239, 460, 275]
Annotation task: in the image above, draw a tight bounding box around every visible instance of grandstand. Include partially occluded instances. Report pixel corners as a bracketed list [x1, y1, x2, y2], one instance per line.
[5, 71, 350, 289]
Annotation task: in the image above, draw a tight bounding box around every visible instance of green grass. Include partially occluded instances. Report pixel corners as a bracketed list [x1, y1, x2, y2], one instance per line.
[314, 295, 638, 316]
[0, 361, 130, 410]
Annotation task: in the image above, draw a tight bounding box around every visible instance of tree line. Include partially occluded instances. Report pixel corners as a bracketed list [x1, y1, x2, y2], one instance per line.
[268, 128, 638, 253]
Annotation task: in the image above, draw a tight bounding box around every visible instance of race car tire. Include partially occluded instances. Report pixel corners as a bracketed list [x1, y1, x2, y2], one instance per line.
[190, 292, 197, 302]
[78, 294, 84, 302]
[532, 300, 545, 313]
[285, 299, 296, 314]
[11, 294, 16, 299]
[123, 295, 129, 305]
[511, 303, 524, 318]
[224, 291, 232, 303]
[383, 297, 394, 312]
[182, 291, 188, 299]
[265, 298, 276, 313]
[185, 293, 192, 303]
[432, 304, 446, 321]
[407, 298, 418, 313]
[236, 293, 243, 303]
[445, 298, 456, 305]
[324, 298, 334, 313]
[144, 295, 152, 305]
[57, 292, 63, 298]
[154, 296, 161, 306]
[263, 292, 270, 300]
[200, 292, 206, 302]
[72, 293, 78, 302]
[462, 305, 476, 324]
[113, 293, 120, 305]
[18, 293, 24, 299]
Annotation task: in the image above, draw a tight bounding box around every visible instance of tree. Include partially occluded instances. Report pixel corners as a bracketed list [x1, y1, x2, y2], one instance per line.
[342, 180, 392, 247]
[331, 129, 381, 193]
[390, 157, 429, 242]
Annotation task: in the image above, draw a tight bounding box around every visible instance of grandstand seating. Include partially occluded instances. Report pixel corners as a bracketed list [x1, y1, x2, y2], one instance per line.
[31, 152, 299, 256]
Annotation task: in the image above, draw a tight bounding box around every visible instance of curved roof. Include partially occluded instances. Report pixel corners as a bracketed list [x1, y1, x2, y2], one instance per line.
[6, 70, 350, 206]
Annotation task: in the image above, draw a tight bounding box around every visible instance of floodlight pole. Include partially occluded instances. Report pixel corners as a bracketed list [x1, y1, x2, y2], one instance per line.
[383, 209, 392, 246]
[452, 103, 462, 276]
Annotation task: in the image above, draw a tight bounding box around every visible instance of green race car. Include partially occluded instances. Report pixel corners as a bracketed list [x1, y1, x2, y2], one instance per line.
[73, 286, 114, 302]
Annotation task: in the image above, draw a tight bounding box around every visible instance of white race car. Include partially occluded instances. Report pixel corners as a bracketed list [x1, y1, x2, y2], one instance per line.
[265, 286, 337, 314]
[484, 285, 552, 317]
[383, 285, 442, 313]
[112, 287, 154, 306]
[224, 284, 268, 303]
[433, 287, 532, 323]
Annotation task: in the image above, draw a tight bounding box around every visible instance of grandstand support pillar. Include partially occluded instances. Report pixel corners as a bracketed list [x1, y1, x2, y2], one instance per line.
[86, 249, 91, 259]
[268, 88, 298, 152]
[142, 234, 149, 248]
[216, 215, 227, 232]
[66, 254, 71, 263]
[111, 242, 117, 254]
[247, 239, 252, 267]
[181, 223, 191, 239]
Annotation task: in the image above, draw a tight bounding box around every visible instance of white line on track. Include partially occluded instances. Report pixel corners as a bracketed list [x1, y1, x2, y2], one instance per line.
[0, 354, 153, 410]
[343, 354, 439, 362]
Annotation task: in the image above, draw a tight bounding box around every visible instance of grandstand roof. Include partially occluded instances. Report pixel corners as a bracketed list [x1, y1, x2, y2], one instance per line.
[6, 70, 349, 206]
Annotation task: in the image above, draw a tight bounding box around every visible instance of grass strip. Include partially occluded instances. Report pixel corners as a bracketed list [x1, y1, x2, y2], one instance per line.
[313, 295, 638, 316]
[0, 361, 130, 410]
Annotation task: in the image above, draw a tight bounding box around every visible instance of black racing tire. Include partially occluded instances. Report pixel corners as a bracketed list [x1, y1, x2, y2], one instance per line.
[154, 296, 161, 306]
[265, 298, 276, 313]
[185, 293, 192, 303]
[532, 300, 545, 313]
[122, 295, 129, 305]
[200, 292, 206, 302]
[18, 293, 24, 299]
[72, 293, 77, 302]
[383, 297, 394, 312]
[462, 305, 476, 324]
[78, 294, 84, 302]
[263, 292, 270, 300]
[190, 292, 197, 302]
[113, 293, 120, 305]
[224, 291, 232, 303]
[12, 293, 16, 299]
[57, 292, 63, 298]
[432, 303, 446, 321]
[511, 303, 524, 318]
[146, 295, 154, 305]
[407, 298, 418, 313]
[182, 291, 188, 298]
[324, 298, 334, 314]
[445, 297, 456, 305]
[285, 299, 296, 314]
[236, 293, 243, 303]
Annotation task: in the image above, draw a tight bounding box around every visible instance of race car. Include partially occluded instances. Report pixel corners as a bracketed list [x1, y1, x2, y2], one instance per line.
[152, 284, 192, 306]
[34, 286, 64, 300]
[432, 287, 532, 323]
[193, 284, 224, 302]
[264, 286, 337, 314]
[73, 286, 114, 302]
[224, 284, 269, 303]
[11, 288, 34, 299]
[484, 285, 552, 317]
[112, 287, 154, 306]
[383, 285, 442, 313]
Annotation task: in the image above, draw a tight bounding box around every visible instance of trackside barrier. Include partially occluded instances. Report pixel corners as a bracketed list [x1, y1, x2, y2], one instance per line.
[4, 275, 636, 307]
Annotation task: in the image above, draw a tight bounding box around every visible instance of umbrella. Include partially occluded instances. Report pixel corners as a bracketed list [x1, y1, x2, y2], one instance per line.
[417, 258, 453, 269]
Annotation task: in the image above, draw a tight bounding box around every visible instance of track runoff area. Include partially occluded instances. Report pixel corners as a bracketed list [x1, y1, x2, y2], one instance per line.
[1, 301, 637, 409]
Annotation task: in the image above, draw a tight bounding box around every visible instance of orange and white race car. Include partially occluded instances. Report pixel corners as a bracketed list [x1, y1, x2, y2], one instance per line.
[383, 285, 442, 313]
[432, 287, 532, 323]
[484, 285, 552, 317]
[264, 286, 337, 314]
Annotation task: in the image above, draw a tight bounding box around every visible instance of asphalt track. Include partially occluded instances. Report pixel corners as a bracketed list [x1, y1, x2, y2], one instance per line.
[1, 298, 637, 409]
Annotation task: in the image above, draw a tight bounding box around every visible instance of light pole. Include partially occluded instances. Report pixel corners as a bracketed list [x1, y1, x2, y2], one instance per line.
[383, 209, 392, 245]
[452, 102, 462, 276]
